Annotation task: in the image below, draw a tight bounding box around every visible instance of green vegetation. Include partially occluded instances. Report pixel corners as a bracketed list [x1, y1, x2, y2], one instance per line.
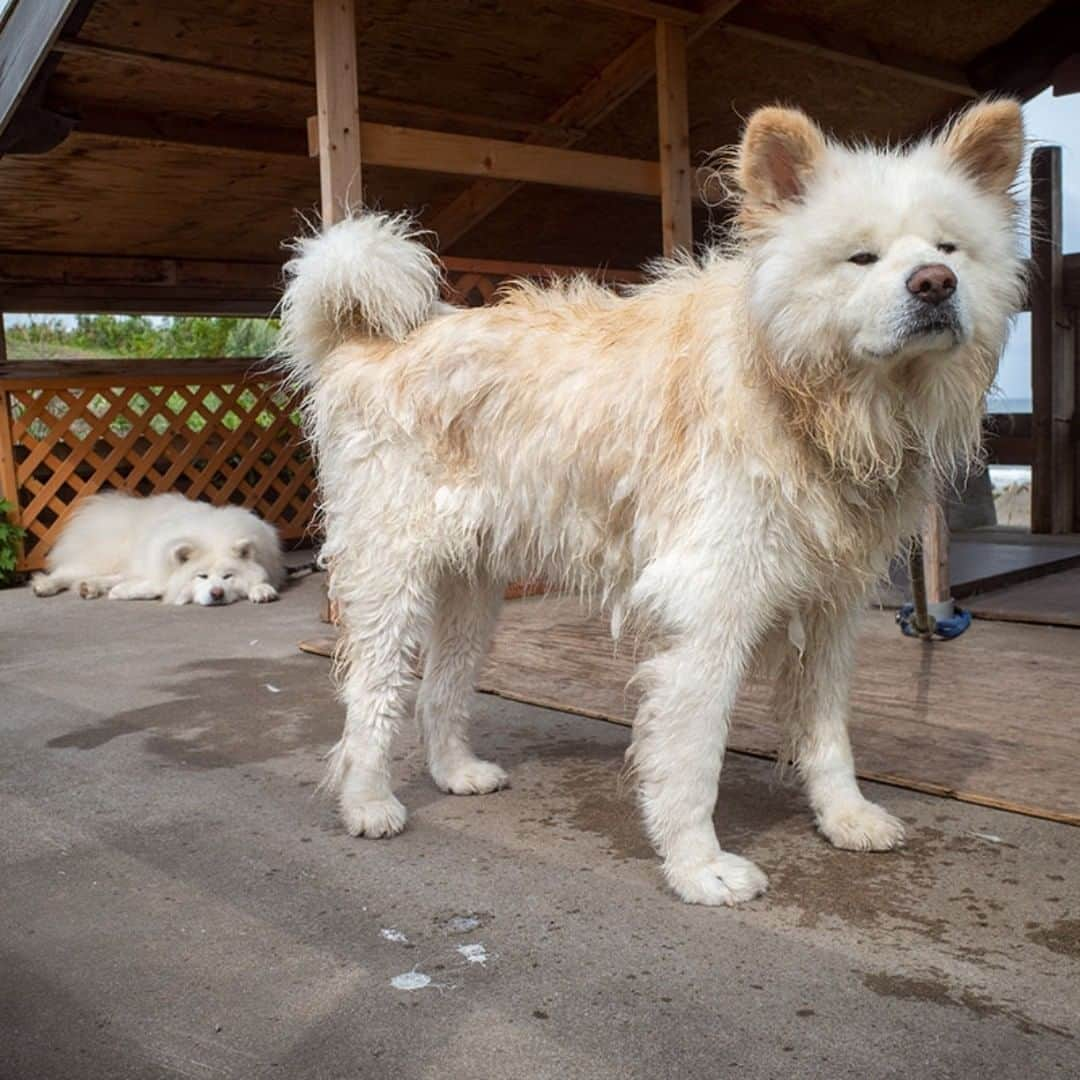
[0, 499, 24, 586]
[6, 316, 290, 438]
[6, 314, 279, 361]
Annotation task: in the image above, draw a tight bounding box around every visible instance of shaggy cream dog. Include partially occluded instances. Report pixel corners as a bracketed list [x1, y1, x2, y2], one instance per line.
[280, 101, 1025, 905]
[33, 492, 285, 606]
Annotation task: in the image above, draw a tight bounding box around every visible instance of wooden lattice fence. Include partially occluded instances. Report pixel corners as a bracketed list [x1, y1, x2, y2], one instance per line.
[0, 359, 314, 572]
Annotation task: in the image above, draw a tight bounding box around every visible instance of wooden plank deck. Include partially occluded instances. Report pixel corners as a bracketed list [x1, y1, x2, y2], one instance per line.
[970, 566, 1080, 628]
[478, 596, 1080, 825]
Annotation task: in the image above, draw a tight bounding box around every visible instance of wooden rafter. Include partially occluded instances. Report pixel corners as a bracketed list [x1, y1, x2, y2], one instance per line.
[968, 0, 1079, 99]
[577, 0, 698, 26]
[433, 0, 974, 250]
[720, 8, 976, 99]
[50, 38, 584, 142]
[306, 117, 661, 196]
[0, 0, 80, 133]
[431, 3, 743, 249]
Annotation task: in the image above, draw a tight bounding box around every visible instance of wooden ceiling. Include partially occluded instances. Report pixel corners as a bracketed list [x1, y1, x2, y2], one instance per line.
[0, 0, 1072, 312]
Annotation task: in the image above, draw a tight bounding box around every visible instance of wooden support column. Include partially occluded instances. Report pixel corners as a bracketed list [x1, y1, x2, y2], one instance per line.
[655, 20, 693, 256]
[0, 313, 22, 560]
[922, 496, 950, 610]
[313, 0, 362, 225]
[1030, 145, 1071, 534]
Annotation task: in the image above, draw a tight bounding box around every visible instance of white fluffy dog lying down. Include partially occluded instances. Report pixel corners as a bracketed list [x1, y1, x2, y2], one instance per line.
[279, 101, 1025, 905]
[32, 492, 285, 606]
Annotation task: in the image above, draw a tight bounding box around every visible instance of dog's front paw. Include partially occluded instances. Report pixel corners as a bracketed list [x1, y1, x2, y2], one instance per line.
[32, 575, 61, 597]
[248, 583, 279, 604]
[818, 799, 905, 852]
[78, 580, 105, 599]
[664, 852, 769, 906]
[432, 756, 509, 796]
[340, 794, 407, 838]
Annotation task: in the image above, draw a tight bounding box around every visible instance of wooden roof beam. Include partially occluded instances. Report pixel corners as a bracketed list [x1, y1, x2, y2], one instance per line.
[50, 38, 585, 143]
[968, 0, 1079, 100]
[71, 105, 664, 197]
[720, 8, 976, 99]
[431, 3, 743, 249]
[0, 0, 81, 134]
[576, 0, 698, 26]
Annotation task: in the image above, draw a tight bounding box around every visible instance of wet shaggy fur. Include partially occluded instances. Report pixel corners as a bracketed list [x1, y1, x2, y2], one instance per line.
[280, 101, 1026, 905]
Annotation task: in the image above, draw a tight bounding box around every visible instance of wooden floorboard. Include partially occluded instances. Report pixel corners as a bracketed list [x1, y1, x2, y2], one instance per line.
[478, 597, 1080, 825]
[969, 566, 1080, 628]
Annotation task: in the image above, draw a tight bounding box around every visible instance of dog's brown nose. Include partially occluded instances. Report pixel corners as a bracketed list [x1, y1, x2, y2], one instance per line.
[906, 263, 957, 306]
[210, 586, 225, 600]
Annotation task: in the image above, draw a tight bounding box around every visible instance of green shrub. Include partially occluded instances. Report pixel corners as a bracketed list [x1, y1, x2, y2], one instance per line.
[0, 498, 24, 586]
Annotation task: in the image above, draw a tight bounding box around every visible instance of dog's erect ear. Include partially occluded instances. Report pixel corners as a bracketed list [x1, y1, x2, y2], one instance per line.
[170, 541, 195, 565]
[939, 99, 1024, 196]
[232, 538, 254, 560]
[737, 106, 827, 208]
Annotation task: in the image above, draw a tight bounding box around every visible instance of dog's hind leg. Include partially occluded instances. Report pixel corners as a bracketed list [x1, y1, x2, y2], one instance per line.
[328, 553, 438, 838]
[776, 603, 905, 852]
[417, 569, 508, 796]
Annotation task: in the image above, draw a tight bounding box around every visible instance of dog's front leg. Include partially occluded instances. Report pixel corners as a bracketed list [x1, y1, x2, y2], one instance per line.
[776, 603, 905, 851]
[632, 623, 768, 907]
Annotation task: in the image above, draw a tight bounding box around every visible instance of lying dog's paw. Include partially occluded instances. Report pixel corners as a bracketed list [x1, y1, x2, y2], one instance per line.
[32, 575, 61, 597]
[432, 756, 509, 796]
[665, 852, 769, 906]
[818, 799, 905, 852]
[78, 580, 105, 599]
[340, 794, 408, 838]
[248, 583, 279, 604]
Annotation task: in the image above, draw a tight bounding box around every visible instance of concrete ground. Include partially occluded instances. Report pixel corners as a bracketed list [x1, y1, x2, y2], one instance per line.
[2, 573, 1078, 1080]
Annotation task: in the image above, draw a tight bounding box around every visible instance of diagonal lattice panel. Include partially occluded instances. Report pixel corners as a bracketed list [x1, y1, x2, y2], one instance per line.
[2, 372, 315, 572]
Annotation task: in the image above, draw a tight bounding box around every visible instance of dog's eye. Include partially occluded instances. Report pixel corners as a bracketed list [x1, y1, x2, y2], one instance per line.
[196, 573, 209, 580]
[223, 574, 233, 581]
[937, 242, 957, 254]
[848, 252, 879, 266]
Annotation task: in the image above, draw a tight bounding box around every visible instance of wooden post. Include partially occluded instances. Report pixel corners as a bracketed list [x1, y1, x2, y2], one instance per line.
[313, 0, 362, 225]
[922, 496, 950, 610]
[1030, 145, 1070, 533]
[0, 313, 23, 561]
[655, 20, 693, 257]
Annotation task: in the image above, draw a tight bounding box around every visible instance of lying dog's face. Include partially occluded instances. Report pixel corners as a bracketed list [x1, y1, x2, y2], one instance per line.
[733, 101, 1026, 372]
[167, 539, 268, 606]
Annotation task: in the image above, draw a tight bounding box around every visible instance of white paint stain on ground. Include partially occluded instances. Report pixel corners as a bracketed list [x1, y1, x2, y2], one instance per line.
[380, 928, 409, 944]
[457, 943, 488, 965]
[446, 915, 481, 933]
[264, 684, 282, 694]
[390, 971, 431, 991]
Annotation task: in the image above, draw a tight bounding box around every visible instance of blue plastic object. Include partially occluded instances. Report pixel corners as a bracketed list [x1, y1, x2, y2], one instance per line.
[896, 603, 972, 641]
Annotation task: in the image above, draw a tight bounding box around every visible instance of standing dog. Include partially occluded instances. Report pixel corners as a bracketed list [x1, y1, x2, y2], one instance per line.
[32, 492, 285, 606]
[280, 102, 1024, 904]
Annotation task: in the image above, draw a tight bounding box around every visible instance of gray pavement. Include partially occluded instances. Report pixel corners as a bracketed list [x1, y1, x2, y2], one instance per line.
[1, 573, 1077, 1079]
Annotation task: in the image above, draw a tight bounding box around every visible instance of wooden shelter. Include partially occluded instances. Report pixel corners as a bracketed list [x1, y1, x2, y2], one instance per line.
[0, 0, 1077, 575]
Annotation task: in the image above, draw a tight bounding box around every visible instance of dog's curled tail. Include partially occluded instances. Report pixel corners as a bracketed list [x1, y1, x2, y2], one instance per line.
[278, 211, 443, 384]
